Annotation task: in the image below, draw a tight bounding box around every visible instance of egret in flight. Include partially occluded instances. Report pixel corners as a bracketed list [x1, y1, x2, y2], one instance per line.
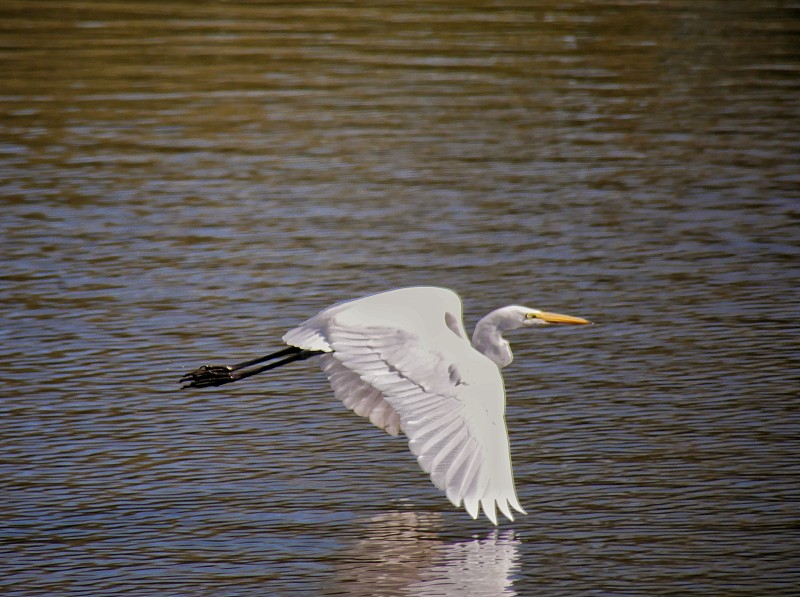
[180, 286, 590, 524]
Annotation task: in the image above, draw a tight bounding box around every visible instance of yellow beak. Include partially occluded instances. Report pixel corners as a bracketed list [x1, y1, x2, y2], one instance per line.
[536, 311, 592, 325]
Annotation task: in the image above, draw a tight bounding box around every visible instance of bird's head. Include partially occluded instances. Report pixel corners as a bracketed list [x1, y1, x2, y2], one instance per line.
[472, 304, 591, 368]
[520, 307, 592, 327]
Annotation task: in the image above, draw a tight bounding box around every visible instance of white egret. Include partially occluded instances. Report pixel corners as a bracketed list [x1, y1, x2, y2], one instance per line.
[180, 286, 591, 524]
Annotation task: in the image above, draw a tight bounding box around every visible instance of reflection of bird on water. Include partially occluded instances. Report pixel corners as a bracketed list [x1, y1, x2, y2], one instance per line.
[181, 286, 590, 524]
[322, 511, 521, 596]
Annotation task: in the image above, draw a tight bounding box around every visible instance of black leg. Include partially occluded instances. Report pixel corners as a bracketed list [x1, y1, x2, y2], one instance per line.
[227, 346, 302, 372]
[180, 347, 323, 389]
[227, 349, 322, 383]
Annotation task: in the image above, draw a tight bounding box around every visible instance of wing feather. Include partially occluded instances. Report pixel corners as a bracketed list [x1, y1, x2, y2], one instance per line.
[410, 416, 463, 454]
[450, 448, 481, 502]
[319, 354, 402, 436]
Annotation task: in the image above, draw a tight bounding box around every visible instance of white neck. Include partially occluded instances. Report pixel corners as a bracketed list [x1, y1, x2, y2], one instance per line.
[471, 307, 524, 368]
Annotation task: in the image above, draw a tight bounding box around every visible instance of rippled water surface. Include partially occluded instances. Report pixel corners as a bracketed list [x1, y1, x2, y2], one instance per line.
[2, 1, 799, 595]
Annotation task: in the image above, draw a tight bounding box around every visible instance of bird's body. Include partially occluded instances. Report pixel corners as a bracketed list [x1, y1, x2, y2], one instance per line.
[181, 286, 590, 524]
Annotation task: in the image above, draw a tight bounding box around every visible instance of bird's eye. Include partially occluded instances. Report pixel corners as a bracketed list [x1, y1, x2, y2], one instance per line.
[525, 312, 538, 319]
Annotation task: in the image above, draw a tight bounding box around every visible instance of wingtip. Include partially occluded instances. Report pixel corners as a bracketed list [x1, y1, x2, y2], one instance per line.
[481, 498, 499, 526]
[464, 496, 480, 520]
[446, 487, 463, 509]
[497, 498, 514, 523]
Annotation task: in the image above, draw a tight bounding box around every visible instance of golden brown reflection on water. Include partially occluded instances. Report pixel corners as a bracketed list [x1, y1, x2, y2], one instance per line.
[1, 1, 798, 595]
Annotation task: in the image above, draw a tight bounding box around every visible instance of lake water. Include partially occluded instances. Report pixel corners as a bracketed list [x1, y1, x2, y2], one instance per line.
[1, 1, 798, 595]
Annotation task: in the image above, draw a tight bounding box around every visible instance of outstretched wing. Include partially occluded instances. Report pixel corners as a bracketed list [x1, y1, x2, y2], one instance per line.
[283, 287, 525, 524]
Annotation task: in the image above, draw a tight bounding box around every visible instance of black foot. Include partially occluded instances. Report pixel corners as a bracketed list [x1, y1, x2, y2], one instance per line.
[180, 364, 236, 388]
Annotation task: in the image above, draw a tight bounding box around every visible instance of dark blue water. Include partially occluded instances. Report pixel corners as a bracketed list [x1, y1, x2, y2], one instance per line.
[2, 1, 798, 594]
